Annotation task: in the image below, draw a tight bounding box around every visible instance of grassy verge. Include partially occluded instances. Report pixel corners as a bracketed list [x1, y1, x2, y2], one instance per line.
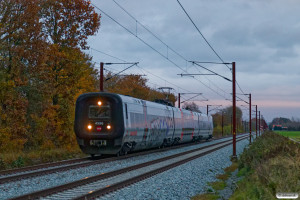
[230, 131, 300, 199]
[275, 131, 300, 142]
[0, 147, 85, 170]
[191, 193, 219, 200]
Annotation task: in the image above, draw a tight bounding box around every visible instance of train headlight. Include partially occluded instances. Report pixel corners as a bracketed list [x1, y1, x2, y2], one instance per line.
[87, 124, 93, 130]
[107, 125, 111, 130]
[97, 101, 102, 106]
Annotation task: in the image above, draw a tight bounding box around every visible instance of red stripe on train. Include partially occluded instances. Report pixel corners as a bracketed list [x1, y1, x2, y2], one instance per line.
[130, 131, 137, 136]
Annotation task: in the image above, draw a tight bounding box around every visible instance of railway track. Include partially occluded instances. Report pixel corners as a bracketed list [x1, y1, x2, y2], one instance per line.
[0, 157, 92, 177]
[0, 133, 247, 184]
[9, 134, 249, 200]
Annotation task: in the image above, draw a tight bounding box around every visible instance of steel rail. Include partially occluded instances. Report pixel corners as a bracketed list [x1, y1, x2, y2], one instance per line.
[0, 157, 91, 176]
[0, 133, 247, 184]
[10, 135, 248, 200]
[75, 136, 248, 200]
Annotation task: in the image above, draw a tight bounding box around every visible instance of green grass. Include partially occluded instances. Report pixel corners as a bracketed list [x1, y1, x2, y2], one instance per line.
[230, 131, 300, 199]
[216, 173, 229, 180]
[237, 167, 249, 177]
[0, 148, 85, 170]
[209, 181, 226, 191]
[275, 131, 300, 142]
[192, 131, 300, 200]
[191, 193, 219, 200]
[224, 162, 238, 173]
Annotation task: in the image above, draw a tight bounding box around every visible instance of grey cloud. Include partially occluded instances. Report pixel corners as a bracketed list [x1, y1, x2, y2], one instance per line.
[90, 0, 300, 120]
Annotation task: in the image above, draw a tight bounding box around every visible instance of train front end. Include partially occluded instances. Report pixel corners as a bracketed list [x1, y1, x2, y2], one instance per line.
[74, 93, 125, 155]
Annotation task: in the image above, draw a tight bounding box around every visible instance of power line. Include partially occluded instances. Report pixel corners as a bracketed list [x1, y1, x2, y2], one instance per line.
[87, 51, 216, 102]
[90, 47, 194, 93]
[176, 0, 230, 71]
[176, 0, 248, 101]
[91, 2, 187, 73]
[90, 2, 234, 100]
[110, 0, 233, 99]
[93, 59, 186, 95]
[91, 48, 126, 62]
[191, 65, 230, 99]
[236, 81, 246, 98]
[191, 61, 231, 82]
[135, 64, 194, 93]
[105, 63, 138, 81]
[112, 0, 187, 62]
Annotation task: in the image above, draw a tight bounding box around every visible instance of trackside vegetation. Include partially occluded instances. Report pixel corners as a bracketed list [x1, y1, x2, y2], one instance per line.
[192, 131, 300, 200]
[191, 162, 239, 200]
[0, 0, 101, 169]
[0, 0, 176, 170]
[230, 131, 300, 199]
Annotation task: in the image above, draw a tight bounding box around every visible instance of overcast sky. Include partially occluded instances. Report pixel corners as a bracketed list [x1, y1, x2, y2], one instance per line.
[87, 0, 300, 122]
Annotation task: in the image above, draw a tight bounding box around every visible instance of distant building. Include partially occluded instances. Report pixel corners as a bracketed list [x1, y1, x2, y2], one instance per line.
[272, 124, 282, 131]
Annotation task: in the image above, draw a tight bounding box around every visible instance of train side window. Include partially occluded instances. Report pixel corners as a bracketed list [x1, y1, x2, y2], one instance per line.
[125, 103, 128, 119]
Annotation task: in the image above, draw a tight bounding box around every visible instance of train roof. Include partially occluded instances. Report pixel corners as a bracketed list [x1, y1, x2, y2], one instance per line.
[77, 92, 211, 118]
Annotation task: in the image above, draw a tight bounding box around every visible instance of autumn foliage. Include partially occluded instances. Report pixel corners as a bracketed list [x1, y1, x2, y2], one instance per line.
[0, 0, 174, 158]
[103, 72, 176, 105]
[212, 106, 244, 137]
[0, 0, 100, 153]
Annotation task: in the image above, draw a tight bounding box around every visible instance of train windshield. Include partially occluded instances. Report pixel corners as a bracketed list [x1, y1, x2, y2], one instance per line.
[88, 105, 111, 119]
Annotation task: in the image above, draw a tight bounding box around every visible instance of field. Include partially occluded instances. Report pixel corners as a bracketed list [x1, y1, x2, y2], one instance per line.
[275, 131, 300, 142]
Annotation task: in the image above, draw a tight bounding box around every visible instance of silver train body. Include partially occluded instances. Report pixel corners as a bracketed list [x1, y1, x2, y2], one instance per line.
[74, 92, 213, 155]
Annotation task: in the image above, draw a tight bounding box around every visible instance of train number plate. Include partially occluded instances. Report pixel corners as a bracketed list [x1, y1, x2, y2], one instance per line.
[90, 140, 107, 147]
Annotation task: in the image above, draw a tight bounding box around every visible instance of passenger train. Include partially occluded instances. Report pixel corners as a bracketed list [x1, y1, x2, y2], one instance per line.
[74, 92, 213, 156]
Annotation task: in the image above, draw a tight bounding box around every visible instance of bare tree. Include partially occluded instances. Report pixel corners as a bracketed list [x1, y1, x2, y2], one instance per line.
[182, 102, 201, 113]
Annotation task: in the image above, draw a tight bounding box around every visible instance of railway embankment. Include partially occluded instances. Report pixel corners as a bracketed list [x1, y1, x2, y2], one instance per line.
[0, 148, 85, 171]
[193, 131, 300, 200]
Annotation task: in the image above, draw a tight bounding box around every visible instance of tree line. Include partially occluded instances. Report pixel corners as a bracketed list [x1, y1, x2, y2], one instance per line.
[182, 102, 268, 137]
[0, 0, 178, 154]
[0, 0, 101, 153]
[269, 117, 300, 131]
[1, 0, 272, 156]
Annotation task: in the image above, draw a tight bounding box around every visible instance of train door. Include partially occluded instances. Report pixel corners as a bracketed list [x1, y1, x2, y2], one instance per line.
[195, 113, 200, 139]
[171, 108, 175, 141]
[141, 100, 149, 146]
[163, 106, 175, 146]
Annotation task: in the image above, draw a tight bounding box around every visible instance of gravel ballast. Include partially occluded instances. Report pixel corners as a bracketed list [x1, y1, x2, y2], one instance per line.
[0, 134, 250, 199]
[97, 137, 251, 200]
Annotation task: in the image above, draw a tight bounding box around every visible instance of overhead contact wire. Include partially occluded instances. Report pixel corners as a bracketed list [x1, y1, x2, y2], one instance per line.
[91, 2, 233, 100]
[176, 0, 248, 101]
[176, 0, 230, 71]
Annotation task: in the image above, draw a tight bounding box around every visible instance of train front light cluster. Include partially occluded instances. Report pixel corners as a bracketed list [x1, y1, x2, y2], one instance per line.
[87, 124, 111, 131]
[97, 101, 102, 106]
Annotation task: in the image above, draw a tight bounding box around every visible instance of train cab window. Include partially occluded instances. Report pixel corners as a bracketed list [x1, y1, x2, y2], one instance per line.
[88, 105, 111, 119]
